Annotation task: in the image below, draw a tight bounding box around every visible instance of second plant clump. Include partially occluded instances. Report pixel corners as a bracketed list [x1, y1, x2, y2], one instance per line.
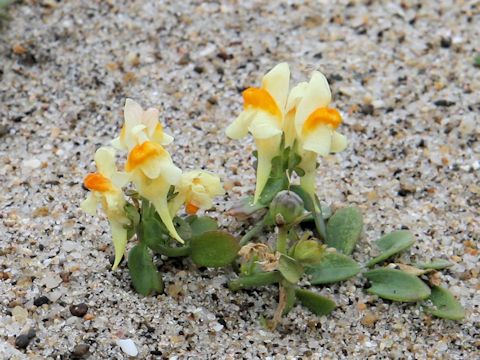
[82, 64, 464, 328]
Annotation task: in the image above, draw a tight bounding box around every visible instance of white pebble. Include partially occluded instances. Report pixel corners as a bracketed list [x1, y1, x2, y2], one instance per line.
[22, 158, 41, 169]
[116, 339, 138, 357]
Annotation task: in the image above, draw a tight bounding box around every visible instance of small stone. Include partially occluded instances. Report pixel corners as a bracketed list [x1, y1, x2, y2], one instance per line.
[360, 104, 374, 115]
[193, 64, 205, 73]
[84, 313, 95, 321]
[440, 36, 452, 48]
[22, 158, 42, 169]
[70, 303, 88, 317]
[34, 295, 51, 307]
[433, 99, 455, 107]
[361, 313, 378, 327]
[0, 124, 9, 137]
[44, 274, 63, 289]
[116, 339, 138, 357]
[12, 44, 27, 55]
[15, 334, 31, 349]
[178, 53, 191, 65]
[12, 306, 29, 322]
[72, 344, 90, 358]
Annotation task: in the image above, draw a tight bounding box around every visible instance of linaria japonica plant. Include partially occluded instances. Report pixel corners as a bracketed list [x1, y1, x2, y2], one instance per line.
[81, 99, 239, 296]
[225, 63, 465, 329]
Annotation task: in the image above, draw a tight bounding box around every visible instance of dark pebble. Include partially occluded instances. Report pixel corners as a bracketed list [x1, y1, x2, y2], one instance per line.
[177, 53, 191, 65]
[360, 104, 375, 115]
[434, 99, 455, 107]
[0, 124, 9, 138]
[15, 334, 31, 349]
[440, 36, 452, 48]
[217, 51, 233, 61]
[34, 295, 51, 307]
[313, 52, 322, 59]
[72, 344, 90, 358]
[70, 303, 88, 317]
[193, 65, 205, 74]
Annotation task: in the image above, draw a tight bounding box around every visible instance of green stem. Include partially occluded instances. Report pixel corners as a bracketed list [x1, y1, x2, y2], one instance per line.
[276, 225, 289, 253]
[228, 271, 283, 291]
[239, 216, 267, 246]
[150, 244, 191, 257]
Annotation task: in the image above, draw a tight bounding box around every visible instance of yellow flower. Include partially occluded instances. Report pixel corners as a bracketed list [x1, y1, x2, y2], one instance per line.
[81, 147, 130, 270]
[125, 140, 184, 243]
[289, 71, 347, 198]
[170, 170, 224, 215]
[226, 63, 290, 203]
[112, 98, 173, 151]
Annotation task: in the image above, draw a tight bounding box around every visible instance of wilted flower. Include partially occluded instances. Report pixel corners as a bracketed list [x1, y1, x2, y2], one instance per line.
[112, 98, 173, 151]
[226, 63, 290, 203]
[170, 170, 224, 215]
[125, 140, 184, 243]
[81, 147, 130, 270]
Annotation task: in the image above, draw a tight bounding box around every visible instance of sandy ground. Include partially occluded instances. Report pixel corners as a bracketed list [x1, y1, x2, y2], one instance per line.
[1, 0, 479, 359]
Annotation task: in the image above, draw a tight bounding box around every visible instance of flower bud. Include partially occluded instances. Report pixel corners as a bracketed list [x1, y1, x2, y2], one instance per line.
[269, 190, 304, 225]
[293, 240, 325, 264]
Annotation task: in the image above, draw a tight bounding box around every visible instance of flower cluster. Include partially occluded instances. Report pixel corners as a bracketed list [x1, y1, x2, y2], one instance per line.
[226, 63, 347, 203]
[80, 65, 465, 326]
[81, 99, 224, 271]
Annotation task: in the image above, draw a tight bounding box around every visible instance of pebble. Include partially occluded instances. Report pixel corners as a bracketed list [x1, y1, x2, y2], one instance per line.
[15, 334, 32, 349]
[44, 274, 63, 289]
[70, 303, 88, 317]
[34, 295, 51, 307]
[12, 306, 28, 323]
[21, 158, 42, 169]
[116, 338, 138, 357]
[72, 344, 90, 358]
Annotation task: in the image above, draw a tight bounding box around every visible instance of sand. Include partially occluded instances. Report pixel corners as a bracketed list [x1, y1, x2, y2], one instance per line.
[0, 1, 479, 358]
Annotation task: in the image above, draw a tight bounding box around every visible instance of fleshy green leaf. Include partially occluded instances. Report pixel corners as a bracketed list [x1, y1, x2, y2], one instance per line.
[128, 244, 164, 296]
[306, 251, 361, 284]
[295, 289, 336, 316]
[366, 230, 414, 267]
[190, 230, 239, 268]
[414, 259, 453, 270]
[173, 216, 192, 240]
[326, 206, 363, 255]
[186, 216, 218, 237]
[364, 268, 431, 302]
[424, 286, 465, 320]
[278, 254, 304, 284]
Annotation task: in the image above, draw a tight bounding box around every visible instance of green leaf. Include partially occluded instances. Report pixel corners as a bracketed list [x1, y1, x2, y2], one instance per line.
[259, 176, 288, 206]
[278, 254, 304, 284]
[366, 230, 414, 267]
[173, 216, 192, 240]
[414, 259, 453, 270]
[424, 286, 465, 320]
[295, 289, 336, 316]
[128, 244, 164, 296]
[187, 216, 218, 237]
[306, 252, 361, 284]
[364, 268, 431, 302]
[190, 230, 239, 268]
[326, 206, 363, 255]
[290, 185, 327, 240]
[228, 271, 282, 291]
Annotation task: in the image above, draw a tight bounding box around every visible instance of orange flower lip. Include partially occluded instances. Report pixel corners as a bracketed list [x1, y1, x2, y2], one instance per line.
[303, 107, 342, 132]
[185, 202, 199, 215]
[84, 172, 113, 192]
[125, 141, 166, 171]
[242, 87, 281, 117]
